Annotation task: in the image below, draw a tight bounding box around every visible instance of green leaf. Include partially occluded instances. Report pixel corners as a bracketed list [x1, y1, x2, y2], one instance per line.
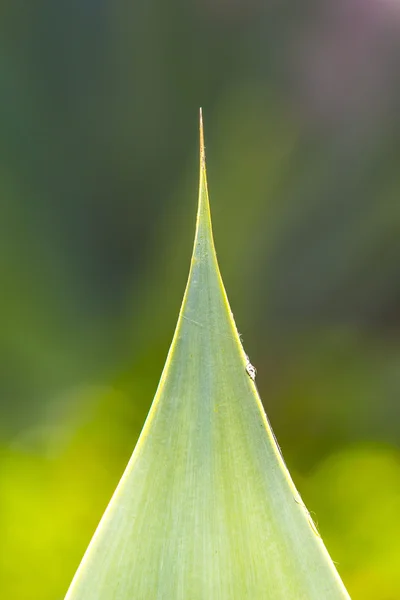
[65, 111, 350, 599]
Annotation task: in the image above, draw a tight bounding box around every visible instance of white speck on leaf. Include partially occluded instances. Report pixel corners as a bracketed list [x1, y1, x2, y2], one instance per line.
[245, 355, 256, 381]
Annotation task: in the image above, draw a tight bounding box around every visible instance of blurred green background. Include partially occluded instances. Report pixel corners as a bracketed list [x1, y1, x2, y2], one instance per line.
[0, 1, 400, 598]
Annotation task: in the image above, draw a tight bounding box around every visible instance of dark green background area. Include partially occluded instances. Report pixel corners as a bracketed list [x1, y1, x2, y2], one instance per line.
[0, 1, 399, 598]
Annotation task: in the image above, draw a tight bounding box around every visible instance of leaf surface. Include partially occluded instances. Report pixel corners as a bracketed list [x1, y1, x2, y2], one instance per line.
[65, 111, 350, 599]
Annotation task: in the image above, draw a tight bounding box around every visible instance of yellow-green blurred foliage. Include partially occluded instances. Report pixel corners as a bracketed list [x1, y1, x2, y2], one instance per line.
[0, 1, 400, 598]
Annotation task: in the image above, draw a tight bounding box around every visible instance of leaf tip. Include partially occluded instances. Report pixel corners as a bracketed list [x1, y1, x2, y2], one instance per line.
[199, 107, 206, 169]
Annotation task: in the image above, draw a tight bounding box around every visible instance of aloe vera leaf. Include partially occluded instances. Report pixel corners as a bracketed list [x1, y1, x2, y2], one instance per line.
[65, 111, 350, 600]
